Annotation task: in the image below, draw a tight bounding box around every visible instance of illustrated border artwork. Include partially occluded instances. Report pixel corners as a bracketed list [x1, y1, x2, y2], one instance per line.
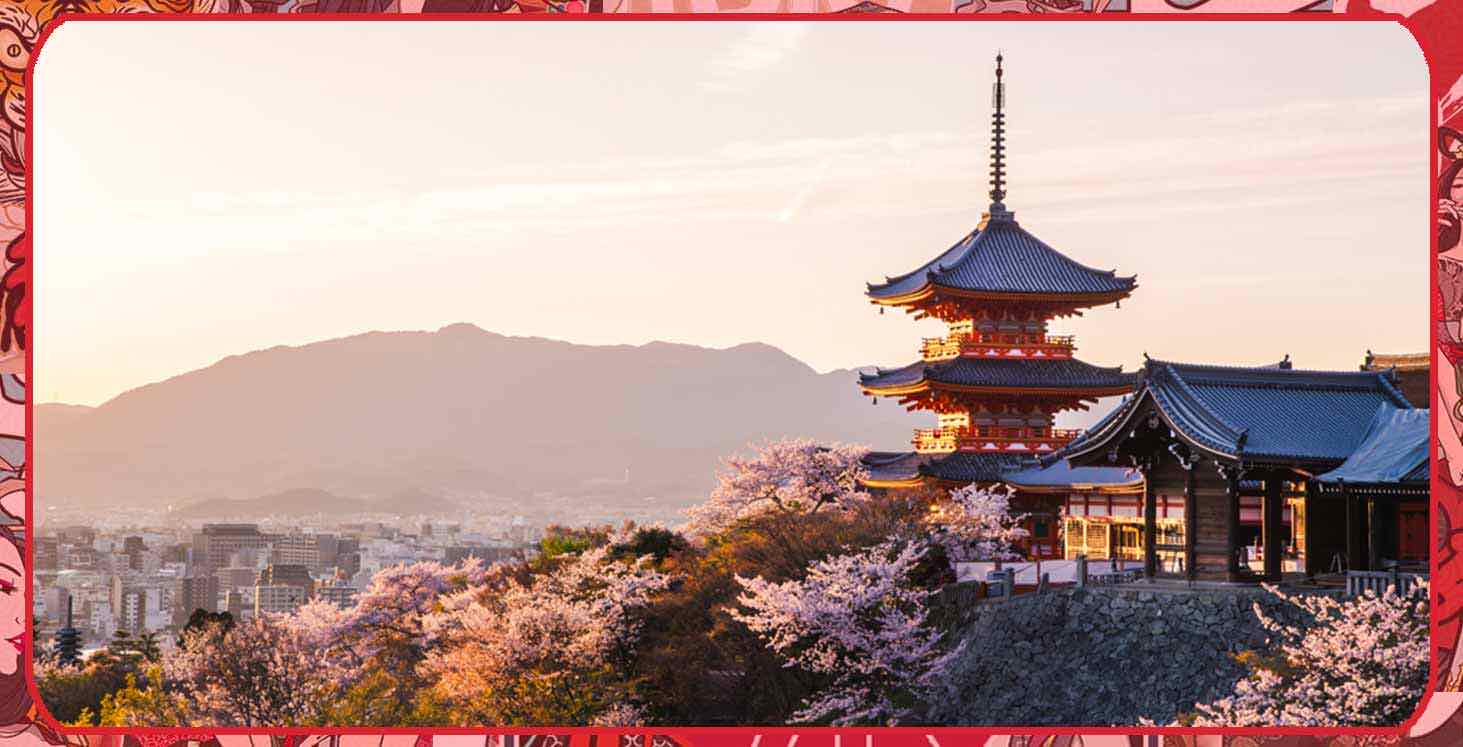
[9, 3, 1463, 745]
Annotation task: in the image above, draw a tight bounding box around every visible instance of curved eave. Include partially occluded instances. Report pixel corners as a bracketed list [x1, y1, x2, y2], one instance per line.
[867, 284, 938, 306]
[860, 381, 930, 398]
[924, 475, 1001, 489]
[862, 381, 1133, 399]
[1062, 389, 1242, 466]
[867, 283, 1138, 309]
[930, 382, 1135, 398]
[1312, 480, 1428, 496]
[860, 475, 930, 490]
[929, 283, 1137, 308]
[1004, 481, 1146, 495]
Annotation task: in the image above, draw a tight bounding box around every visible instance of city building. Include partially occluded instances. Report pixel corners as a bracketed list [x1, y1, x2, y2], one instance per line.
[270, 533, 322, 569]
[256, 563, 314, 600]
[253, 584, 306, 616]
[109, 577, 160, 634]
[174, 574, 220, 628]
[192, 523, 270, 571]
[315, 582, 359, 609]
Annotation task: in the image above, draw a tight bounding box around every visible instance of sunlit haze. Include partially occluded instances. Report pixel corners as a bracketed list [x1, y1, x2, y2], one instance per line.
[34, 20, 1428, 420]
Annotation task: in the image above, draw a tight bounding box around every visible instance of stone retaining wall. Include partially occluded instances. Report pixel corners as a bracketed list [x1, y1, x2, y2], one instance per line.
[927, 583, 1330, 725]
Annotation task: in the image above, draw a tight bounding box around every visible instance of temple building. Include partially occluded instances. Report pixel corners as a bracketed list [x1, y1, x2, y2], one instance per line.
[1059, 357, 1424, 583]
[857, 55, 1139, 557]
[854, 57, 1430, 579]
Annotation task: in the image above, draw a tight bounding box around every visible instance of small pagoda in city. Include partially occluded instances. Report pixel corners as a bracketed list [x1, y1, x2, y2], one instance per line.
[857, 55, 1141, 557]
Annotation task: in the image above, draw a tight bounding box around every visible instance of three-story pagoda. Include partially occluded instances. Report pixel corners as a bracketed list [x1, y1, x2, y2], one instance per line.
[858, 56, 1140, 553]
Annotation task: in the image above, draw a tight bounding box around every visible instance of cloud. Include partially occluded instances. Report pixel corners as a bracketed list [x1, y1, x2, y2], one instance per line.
[703, 24, 809, 93]
[778, 158, 832, 223]
[80, 93, 1423, 258]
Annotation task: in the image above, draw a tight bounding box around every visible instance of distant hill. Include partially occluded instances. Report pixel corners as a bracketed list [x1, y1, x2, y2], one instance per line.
[37, 324, 921, 513]
[36, 403, 95, 429]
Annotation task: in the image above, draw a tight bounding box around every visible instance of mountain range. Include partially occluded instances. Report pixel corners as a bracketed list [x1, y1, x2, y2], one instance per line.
[36, 324, 922, 516]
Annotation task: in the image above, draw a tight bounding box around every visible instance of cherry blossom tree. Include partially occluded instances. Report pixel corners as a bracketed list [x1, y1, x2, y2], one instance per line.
[418, 545, 672, 725]
[308, 558, 502, 723]
[684, 438, 871, 537]
[1189, 583, 1429, 726]
[164, 615, 333, 726]
[731, 540, 961, 726]
[925, 483, 1028, 562]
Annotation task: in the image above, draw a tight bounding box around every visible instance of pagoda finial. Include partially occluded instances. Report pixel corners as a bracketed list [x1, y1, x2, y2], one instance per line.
[988, 52, 1007, 211]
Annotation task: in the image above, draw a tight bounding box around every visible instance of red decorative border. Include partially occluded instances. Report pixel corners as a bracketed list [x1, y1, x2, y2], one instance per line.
[7, 4, 1460, 745]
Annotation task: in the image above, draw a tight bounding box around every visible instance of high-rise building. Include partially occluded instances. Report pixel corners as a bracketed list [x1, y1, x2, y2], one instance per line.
[253, 584, 306, 616]
[335, 536, 362, 576]
[174, 574, 220, 628]
[315, 583, 359, 609]
[110, 576, 148, 634]
[34, 536, 57, 572]
[256, 563, 314, 600]
[222, 589, 245, 620]
[215, 565, 259, 592]
[192, 524, 270, 572]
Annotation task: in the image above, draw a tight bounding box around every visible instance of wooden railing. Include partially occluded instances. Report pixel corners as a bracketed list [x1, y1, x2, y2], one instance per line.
[1063, 516, 1186, 567]
[920, 332, 1077, 361]
[1346, 569, 1426, 598]
[912, 426, 1081, 454]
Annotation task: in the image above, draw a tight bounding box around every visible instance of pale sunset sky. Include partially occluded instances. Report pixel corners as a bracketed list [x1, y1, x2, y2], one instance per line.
[33, 21, 1429, 412]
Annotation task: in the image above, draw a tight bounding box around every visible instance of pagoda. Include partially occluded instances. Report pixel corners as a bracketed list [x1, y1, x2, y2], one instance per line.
[857, 55, 1140, 556]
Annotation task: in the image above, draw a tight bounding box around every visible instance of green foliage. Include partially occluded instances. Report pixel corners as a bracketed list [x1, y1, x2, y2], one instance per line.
[611, 527, 689, 564]
[630, 492, 934, 725]
[37, 661, 130, 725]
[536, 524, 612, 563]
[96, 667, 187, 726]
[434, 664, 640, 726]
[323, 666, 438, 727]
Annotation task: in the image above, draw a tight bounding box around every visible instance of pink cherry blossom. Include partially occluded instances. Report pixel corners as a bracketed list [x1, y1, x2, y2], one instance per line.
[925, 484, 1028, 562]
[731, 541, 962, 725]
[1189, 582, 1429, 726]
[684, 438, 871, 537]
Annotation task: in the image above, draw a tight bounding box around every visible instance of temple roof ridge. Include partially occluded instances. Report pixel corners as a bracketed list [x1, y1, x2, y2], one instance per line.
[1064, 356, 1414, 466]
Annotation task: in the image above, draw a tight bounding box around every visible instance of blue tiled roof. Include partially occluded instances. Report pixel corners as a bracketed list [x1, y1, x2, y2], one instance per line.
[921, 452, 1037, 483]
[860, 451, 930, 484]
[1066, 358, 1413, 465]
[1002, 459, 1143, 489]
[1315, 404, 1428, 485]
[860, 357, 1135, 393]
[866, 215, 1137, 300]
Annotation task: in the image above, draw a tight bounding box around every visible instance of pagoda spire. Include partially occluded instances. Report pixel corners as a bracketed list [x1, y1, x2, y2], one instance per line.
[988, 53, 1008, 213]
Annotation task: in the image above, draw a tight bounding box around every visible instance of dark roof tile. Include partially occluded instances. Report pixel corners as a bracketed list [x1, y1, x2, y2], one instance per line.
[1067, 358, 1413, 465]
[867, 216, 1136, 300]
[860, 357, 1135, 392]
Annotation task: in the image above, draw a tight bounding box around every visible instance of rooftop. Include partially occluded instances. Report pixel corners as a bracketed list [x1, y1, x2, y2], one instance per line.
[1314, 404, 1428, 485]
[860, 356, 1135, 395]
[1063, 357, 1413, 466]
[1362, 351, 1429, 372]
[866, 215, 1137, 305]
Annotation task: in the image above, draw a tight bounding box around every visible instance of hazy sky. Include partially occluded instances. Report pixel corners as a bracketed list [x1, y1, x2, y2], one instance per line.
[34, 21, 1428, 409]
